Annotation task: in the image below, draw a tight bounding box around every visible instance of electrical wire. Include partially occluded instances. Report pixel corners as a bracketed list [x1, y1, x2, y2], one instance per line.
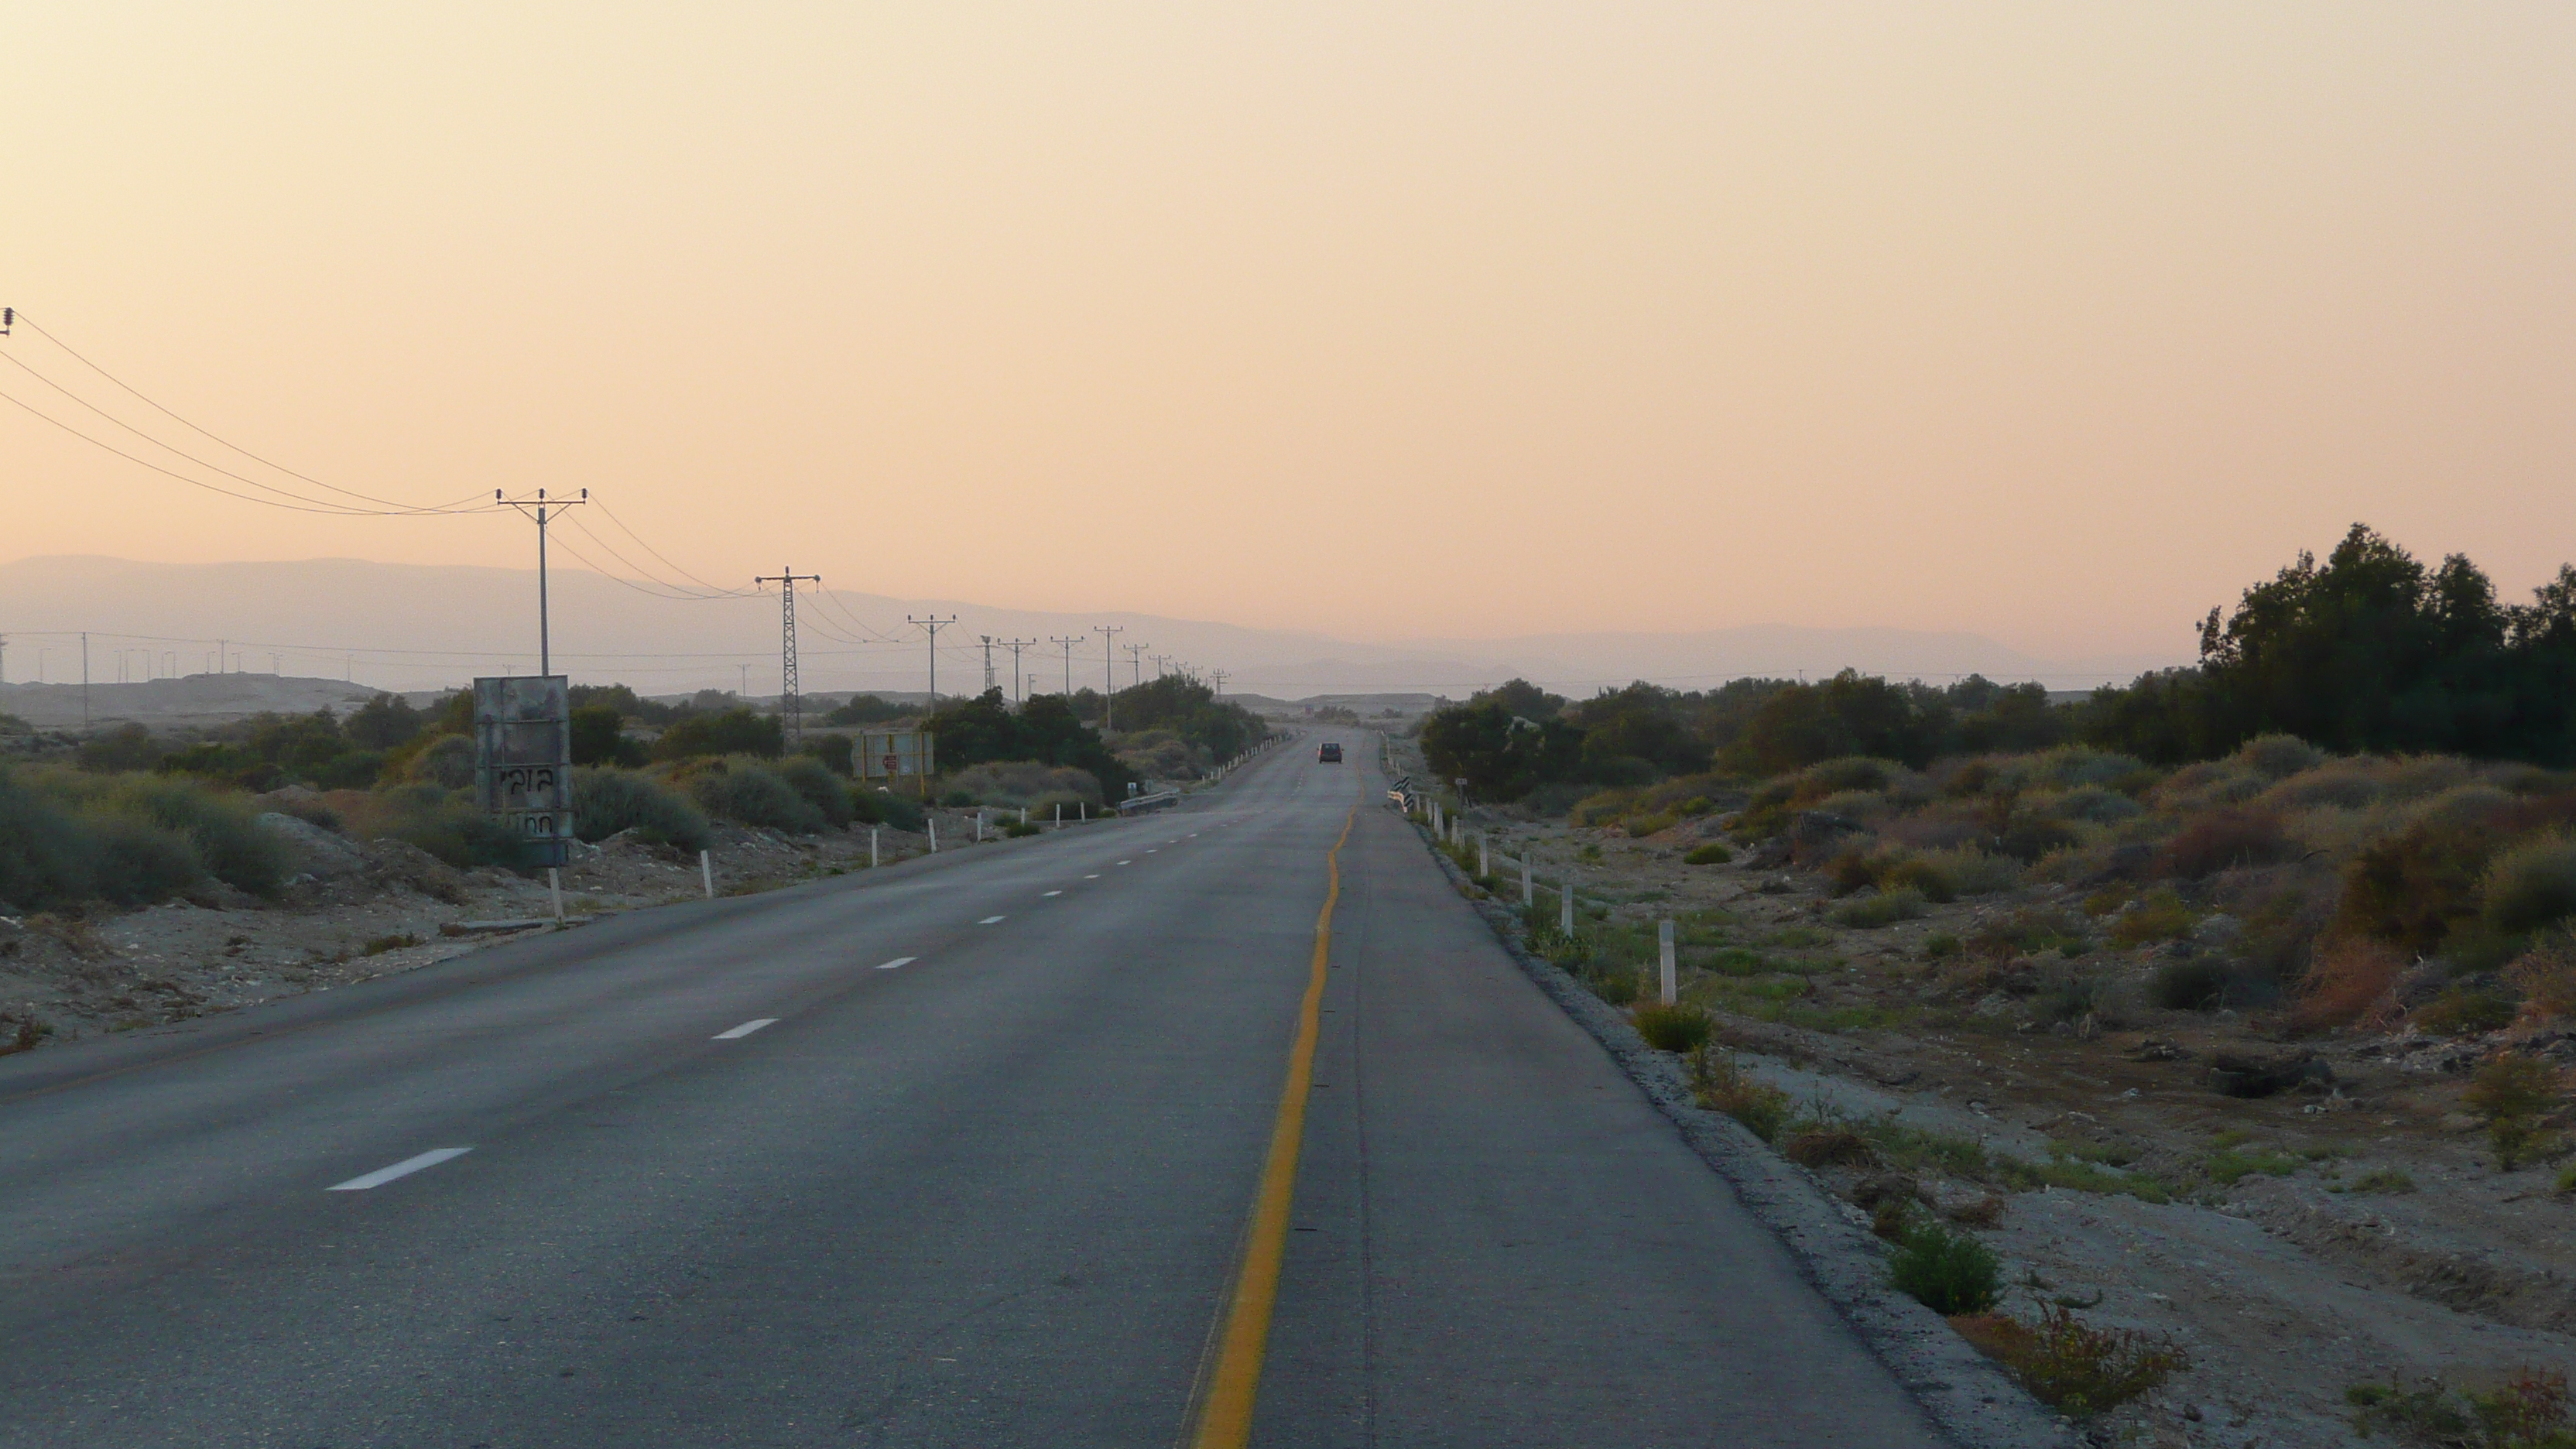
[591, 498, 757, 599]
[0, 381, 502, 517]
[6, 310, 478, 515]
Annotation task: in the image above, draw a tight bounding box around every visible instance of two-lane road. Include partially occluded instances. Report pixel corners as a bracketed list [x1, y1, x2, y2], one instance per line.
[0, 739, 1944, 1447]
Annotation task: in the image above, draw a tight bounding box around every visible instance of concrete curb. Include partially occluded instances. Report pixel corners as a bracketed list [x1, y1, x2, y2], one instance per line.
[1415, 826, 2074, 1449]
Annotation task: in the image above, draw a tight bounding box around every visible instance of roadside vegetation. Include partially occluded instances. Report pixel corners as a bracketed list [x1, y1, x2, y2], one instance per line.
[2, 669, 1249, 916]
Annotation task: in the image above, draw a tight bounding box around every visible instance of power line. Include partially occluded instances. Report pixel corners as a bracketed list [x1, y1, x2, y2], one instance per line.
[755, 568, 823, 744]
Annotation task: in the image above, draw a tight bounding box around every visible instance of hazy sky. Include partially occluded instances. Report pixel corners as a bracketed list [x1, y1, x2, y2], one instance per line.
[5, 2, 2572, 661]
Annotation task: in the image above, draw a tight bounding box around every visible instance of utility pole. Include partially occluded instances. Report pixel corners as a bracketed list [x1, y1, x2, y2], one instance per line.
[1094, 625, 1123, 730]
[980, 635, 997, 695]
[1125, 642, 1149, 690]
[909, 615, 958, 707]
[1000, 638, 1037, 705]
[1050, 636, 1081, 697]
[496, 488, 588, 677]
[80, 632, 90, 726]
[1149, 653, 1172, 680]
[755, 567, 823, 746]
[738, 663, 751, 697]
[0, 632, 9, 686]
[1210, 668, 1228, 698]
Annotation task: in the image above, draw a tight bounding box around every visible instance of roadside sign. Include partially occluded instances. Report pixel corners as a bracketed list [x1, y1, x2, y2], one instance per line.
[474, 675, 573, 866]
[857, 729, 933, 781]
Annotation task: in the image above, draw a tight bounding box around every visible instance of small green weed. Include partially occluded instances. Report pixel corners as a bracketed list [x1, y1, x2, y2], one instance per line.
[2108, 889, 2197, 947]
[1888, 1221, 2002, 1315]
[1631, 1001, 1712, 1053]
[2345, 1168, 2417, 1194]
[1833, 888, 1929, 928]
[1690, 1046, 1791, 1142]
[1923, 932, 1962, 958]
[1683, 842, 1733, 865]
[361, 933, 421, 956]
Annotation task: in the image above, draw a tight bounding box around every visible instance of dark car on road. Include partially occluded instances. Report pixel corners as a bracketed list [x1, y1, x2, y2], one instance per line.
[1317, 741, 1343, 763]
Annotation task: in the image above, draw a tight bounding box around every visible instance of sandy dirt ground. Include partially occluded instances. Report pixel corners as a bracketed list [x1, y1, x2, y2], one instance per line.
[1384, 734, 2576, 1449]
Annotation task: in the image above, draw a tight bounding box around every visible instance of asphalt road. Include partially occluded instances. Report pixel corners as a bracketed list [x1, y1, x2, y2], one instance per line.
[0, 737, 1945, 1448]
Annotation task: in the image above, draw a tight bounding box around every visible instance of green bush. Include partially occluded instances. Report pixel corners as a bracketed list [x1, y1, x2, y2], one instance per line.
[1683, 841, 1733, 865]
[361, 783, 529, 868]
[687, 759, 825, 833]
[0, 769, 100, 910]
[571, 768, 712, 852]
[2482, 831, 2576, 937]
[1631, 1001, 1712, 1051]
[100, 774, 288, 895]
[772, 754, 855, 827]
[87, 815, 204, 904]
[1833, 888, 1929, 927]
[1887, 1221, 2001, 1315]
[653, 707, 784, 762]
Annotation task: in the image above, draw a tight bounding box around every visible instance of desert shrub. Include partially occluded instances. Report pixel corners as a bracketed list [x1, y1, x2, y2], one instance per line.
[687, 759, 826, 834]
[1834, 888, 1928, 928]
[1783, 1128, 1874, 1167]
[86, 816, 204, 904]
[2348, 1168, 2417, 1194]
[1922, 931, 1962, 958]
[2415, 984, 2519, 1036]
[2506, 932, 2576, 1022]
[1003, 820, 1040, 838]
[771, 754, 855, 827]
[1625, 811, 1680, 838]
[2031, 971, 2098, 1025]
[2465, 1054, 2564, 1172]
[2150, 957, 2233, 1011]
[1690, 1046, 1791, 1141]
[2108, 889, 2196, 947]
[0, 770, 103, 911]
[401, 734, 478, 790]
[943, 760, 1105, 810]
[1631, 1001, 1712, 1052]
[1889, 846, 2020, 899]
[98, 774, 289, 895]
[2296, 936, 2407, 1030]
[2348, 1368, 2572, 1448]
[571, 768, 712, 852]
[358, 783, 528, 868]
[2482, 832, 2576, 937]
[2160, 807, 2295, 879]
[1993, 813, 2084, 863]
[1952, 1305, 2187, 1418]
[1887, 1221, 2000, 1315]
[868, 788, 927, 833]
[2046, 786, 2143, 824]
[2239, 733, 2327, 779]
[1683, 841, 1733, 865]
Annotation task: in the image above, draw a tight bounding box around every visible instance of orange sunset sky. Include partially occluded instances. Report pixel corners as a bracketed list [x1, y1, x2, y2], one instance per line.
[5, 2, 2573, 659]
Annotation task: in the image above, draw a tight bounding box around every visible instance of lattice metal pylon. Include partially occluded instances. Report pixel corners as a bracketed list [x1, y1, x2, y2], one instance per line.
[755, 567, 822, 745]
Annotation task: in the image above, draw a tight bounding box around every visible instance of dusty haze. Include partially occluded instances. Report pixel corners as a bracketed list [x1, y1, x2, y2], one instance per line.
[5, 3, 2573, 659]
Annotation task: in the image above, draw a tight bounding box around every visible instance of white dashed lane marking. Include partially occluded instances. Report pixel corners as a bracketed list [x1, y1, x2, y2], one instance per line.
[978, 916, 1005, 925]
[875, 956, 917, 971]
[1043, 890, 1063, 897]
[713, 1019, 779, 1040]
[327, 1149, 471, 1192]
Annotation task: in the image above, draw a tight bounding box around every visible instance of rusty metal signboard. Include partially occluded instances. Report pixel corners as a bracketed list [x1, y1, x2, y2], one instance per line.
[475, 675, 573, 865]
[856, 729, 933, 782]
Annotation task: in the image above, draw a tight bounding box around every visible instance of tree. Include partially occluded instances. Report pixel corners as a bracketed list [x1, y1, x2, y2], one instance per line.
[653, 707, 783, 761]
[344, 694, 423, 750]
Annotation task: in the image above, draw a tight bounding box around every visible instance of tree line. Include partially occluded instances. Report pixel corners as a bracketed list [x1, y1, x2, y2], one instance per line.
[1423, 525, 2576, 803]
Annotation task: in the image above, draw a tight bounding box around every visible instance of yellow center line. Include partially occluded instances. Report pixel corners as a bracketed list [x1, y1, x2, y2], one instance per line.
[1188, 804, 1355, 1449]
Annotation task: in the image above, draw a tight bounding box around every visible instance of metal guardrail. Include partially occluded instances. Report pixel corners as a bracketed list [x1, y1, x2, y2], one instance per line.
[1117, 789, 1183, 814]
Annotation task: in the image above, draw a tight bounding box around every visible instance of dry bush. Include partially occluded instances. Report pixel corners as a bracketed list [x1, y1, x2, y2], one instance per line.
[2506, 932, 2576, 1023]
[1783, 1128, 1875, 1167]
[2482, 831, 2576, 937]
[1689, 1046, 1790, 1141]
[2295, 936, 2407, 1031]
[2239, 733, 2327, 779]
[2160, 807, 2296, 879]
[1954, 1305, 2189, 1418]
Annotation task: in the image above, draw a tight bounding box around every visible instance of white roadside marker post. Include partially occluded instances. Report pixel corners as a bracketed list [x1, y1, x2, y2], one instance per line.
[1560, 877, 1575, 937]
[976, 810, 985, 844]
[869, 827, 879, 868]
[1659, 919, 1677, 1005]
[548, 867, 565, 923]
[1020, 805, 1028, 827]
[700, 849, 714, 899]
[1478, 834, 1489, 879]
[930, 817, 939, 854]
[1521, 855, 1533, 905]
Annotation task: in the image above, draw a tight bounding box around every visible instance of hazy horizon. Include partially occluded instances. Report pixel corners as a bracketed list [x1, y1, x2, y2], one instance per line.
[6, 5, 2572, 658]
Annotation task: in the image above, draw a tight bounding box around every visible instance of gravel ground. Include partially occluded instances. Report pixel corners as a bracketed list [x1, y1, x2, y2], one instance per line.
[1385, 735, 2576, 1449]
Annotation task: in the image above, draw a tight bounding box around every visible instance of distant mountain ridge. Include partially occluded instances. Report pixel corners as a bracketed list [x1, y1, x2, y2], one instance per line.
[0, 556, 2184, 697]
